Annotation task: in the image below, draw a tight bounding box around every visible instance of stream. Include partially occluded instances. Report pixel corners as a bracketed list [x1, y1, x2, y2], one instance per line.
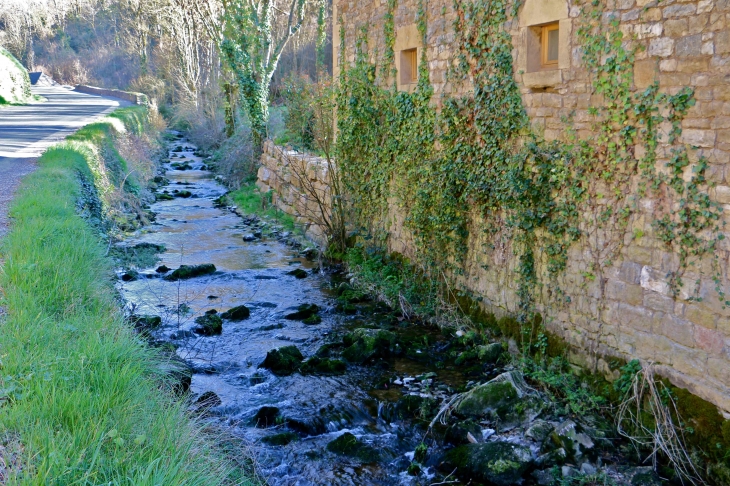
[115, 133, 659, 486]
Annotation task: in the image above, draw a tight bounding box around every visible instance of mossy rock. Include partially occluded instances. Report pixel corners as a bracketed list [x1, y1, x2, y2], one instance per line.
[477, 342, 504, 363]
[130, 314, 162, 333]
[456, 371, 542, 426]
[284, 304, 320, 321]
[287, 268, 309, 279]
[442, 442, 532, 486]
[193, 313, 223, 336]
[300, 356, 346, 375]
[261, 431, 299, 446]
[221, 305, 250, 321]
[542, 420, 594, 462]
[173, 190, 193, 198]
[156, 193, 175, 201]
[342, 328, 397, 364]
[260, 346, 304, 375]
[302, 314, 322, 325]
[121, 270, 139, 281]
[212, 195, 228, 208]
[165, 264, 216, 281]
[388, 395, 439, 422]
[156, 265, 171, 273]
[326, 432, 380, 462]
[253, 406, 281, 428]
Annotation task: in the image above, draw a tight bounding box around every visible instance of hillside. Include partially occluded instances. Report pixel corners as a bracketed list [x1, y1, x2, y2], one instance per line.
[0, 47, 31, 105]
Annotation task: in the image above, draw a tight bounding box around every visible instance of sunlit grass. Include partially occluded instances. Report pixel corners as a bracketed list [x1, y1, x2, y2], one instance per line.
[0, 111, 254, 485]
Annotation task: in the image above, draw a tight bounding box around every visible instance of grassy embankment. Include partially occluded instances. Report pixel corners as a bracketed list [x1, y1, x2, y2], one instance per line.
[227, 181, 298, 234]
[0, 107, 252, 484]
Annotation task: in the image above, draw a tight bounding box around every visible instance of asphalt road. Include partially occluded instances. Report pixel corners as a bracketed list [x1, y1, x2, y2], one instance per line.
[0, 86, 129, 237]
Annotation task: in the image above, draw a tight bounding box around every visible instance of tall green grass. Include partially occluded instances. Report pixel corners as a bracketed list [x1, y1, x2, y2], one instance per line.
[0, 113, 252, 484]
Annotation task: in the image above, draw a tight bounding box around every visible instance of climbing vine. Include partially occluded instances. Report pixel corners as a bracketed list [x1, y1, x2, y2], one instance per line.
[335, 0, 725, 324]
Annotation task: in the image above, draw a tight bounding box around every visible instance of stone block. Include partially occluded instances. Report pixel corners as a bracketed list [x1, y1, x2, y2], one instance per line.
[716, 30, 730, 54]
[662, 4, 696, 19]
[606, 280, 644, 306]
[716, 185, 730, 204]
[634, 59, 658, 88]
[681, 129, 716, 147]
[648, 37, 674, 57]
[664, 19, 688, 38]
[660, 315, 696, 347]
[695, 326, 725, 354]
[640, 265, 671, 295]
[643, 292, 676, 313]
[685, 304, 717, 330]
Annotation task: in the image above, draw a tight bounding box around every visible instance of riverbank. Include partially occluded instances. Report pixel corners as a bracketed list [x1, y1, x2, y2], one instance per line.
[0, 109, 251, 484]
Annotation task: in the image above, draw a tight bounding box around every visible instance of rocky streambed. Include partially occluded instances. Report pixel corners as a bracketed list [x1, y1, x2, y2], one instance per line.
[113, 133, 663, 485]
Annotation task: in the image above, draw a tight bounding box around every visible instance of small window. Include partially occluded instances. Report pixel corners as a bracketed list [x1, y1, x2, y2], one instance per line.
[541, 23, 559, 67]
[400, 48, 418, 85]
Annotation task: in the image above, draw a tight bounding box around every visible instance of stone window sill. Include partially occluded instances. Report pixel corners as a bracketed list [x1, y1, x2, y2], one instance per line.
[523, 69, 563, 89]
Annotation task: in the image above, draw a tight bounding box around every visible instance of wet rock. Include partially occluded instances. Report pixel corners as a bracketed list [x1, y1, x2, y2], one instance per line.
[326, 432, 380, 462]
[164, 263, 216, 281]
[542, 420, 595, 462]
[477, 342, 504, 363]
[221, 305, 250, 321]
[284, 304, 320, 321]
[253, 230, 263, 239]
[121, 270, 139, 281]
[259, 346, 304, 375]
[302, 314, 322, 325]
[130, 314, 162, 334]
[439, 420, 484, 446]
[212, 195, 228, 208]
[155, 265, 171, 273]
[261, 432, 299, 446]
[442, 442, 532, 486]
[300, 356, 346, 375]
[532, 469, 555, 486]
[389, 395, 439, 423]
[535, 447, 567, 467]
[156, 354, 192, 395]
[253, 406, 281, 428]
[525, 419, 555, 443]
[195, 391, 222, 410]
[627, 467, 663, 485]
[193, 313, 223, 336]
[342, 328, 397, 364]
[455, 371, 543, 427]
[242, 234, 258, 242]
[287, 268, 308, 279]
[155, 192, 174, 201]
[173, 190, 192, 198]
[170, 330, 195, 340]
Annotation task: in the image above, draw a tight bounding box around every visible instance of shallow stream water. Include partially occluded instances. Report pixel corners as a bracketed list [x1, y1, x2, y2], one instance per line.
[116, 134, 475, 485]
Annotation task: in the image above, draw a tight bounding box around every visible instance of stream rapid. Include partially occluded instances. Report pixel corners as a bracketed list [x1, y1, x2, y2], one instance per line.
[117, 134, 471, 485]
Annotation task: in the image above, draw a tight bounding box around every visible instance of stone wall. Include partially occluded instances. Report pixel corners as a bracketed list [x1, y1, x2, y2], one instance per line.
[332, 0, 730, 413]
[256, 140, 332, 246]
[74, 85, 148, 105]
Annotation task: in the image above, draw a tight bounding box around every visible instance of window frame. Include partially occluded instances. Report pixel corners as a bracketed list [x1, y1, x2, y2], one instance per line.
[541, 23, 560, 68]
[400, 48, 418, 85]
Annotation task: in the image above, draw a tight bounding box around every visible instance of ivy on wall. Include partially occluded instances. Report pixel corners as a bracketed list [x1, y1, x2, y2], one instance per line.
[335, 0, 726, 325]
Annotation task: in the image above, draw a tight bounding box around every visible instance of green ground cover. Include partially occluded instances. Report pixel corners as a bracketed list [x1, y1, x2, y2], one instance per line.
[0, 111, 252, 484]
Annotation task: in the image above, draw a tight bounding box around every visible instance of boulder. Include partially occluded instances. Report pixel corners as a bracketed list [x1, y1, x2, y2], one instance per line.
[164, 264, 216, 281]
[443, 442, 532, 486]
[287, 268, 308, 279]
[260, 346, 304, 375]
[542, 420, 595, 462]
[130, 315, 162, 334]
[194, 391, 222, 410]
[221, 305, 250, 321]
[342, 328, 397, 364]
[455, 371, 543, 427]
[326, 432, 380, 462]
[261, 432, 299, 446]
[300, 356, 346, 375]
[284, 304, 320, 321]
[477, 342, 504, 363]
[193, 313, 223, 336]
[253, 406, 281, 428]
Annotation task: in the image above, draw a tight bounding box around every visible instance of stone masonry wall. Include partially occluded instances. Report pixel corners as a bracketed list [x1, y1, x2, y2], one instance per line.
[331, 0, 730, 413]
[256, 140, 332, 246]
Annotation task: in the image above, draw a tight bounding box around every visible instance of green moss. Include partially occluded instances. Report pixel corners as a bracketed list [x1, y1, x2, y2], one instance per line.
[300, 356, 346, 375]
[342, 328, 397, 364]
[221, 305, 251, 321]
[229, 182, 299, 233]
[261, 432, 299, 446]
[284, 304, 320, 321]
[326, 432, 380, 462]
[193, 313, 223, 336]
[164, 263, 217, 281]
[260, 346, 304, 376]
